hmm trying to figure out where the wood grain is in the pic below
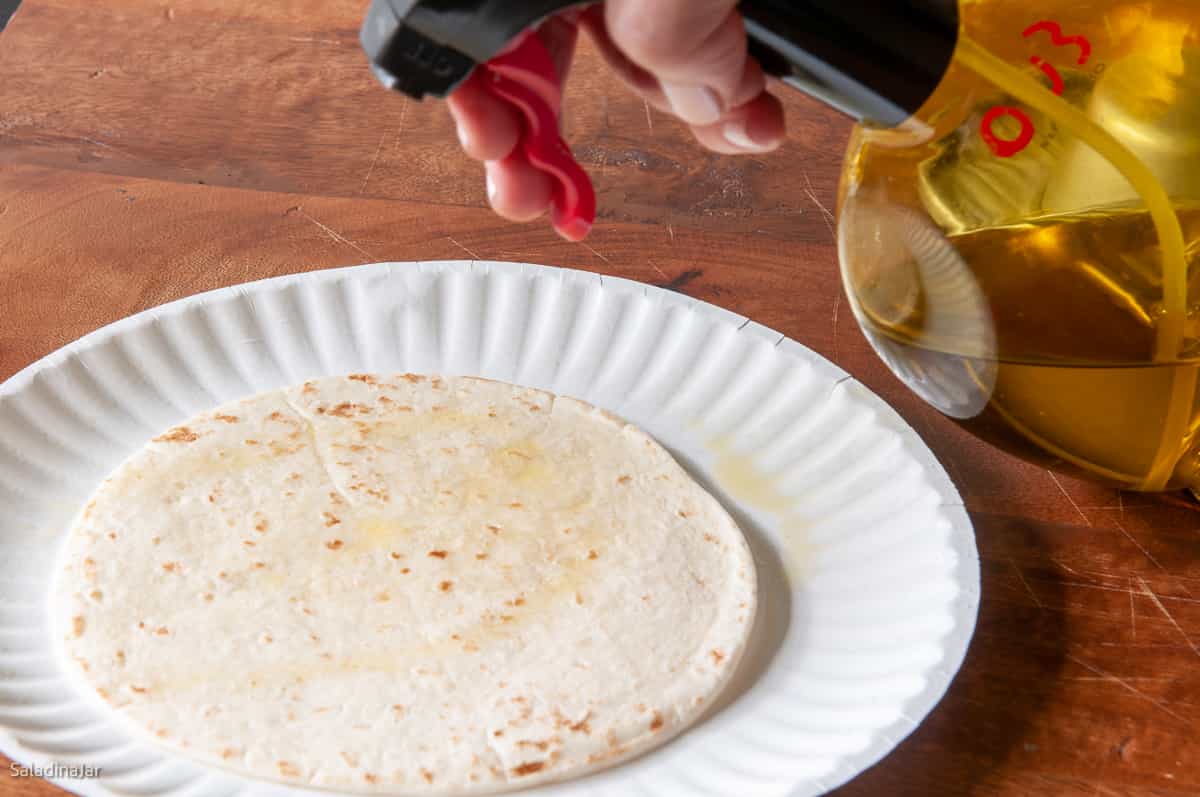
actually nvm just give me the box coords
[1,1,1198,796]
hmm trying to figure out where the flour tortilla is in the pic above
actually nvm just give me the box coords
[53,374,757,795]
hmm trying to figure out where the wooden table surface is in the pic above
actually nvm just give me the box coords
[2,1,1198,795]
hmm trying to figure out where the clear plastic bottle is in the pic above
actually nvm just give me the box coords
[836,1,1200,491]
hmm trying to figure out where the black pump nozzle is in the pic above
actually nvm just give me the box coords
[360,0,960,127]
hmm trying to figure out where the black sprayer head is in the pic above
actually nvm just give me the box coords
[360,0,584,100]
[361,0,960,127]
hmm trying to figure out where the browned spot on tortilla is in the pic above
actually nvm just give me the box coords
[569,713,592,734]
[129,685,148,694]
[107,532,117,540]
[323,512,341,527]
[202,593,214,602]
[83,557,96,567]
[518,739,553,751]
[678,510,692,518]
[390,552,403,560]
[242,540,256,548]
[487,525,502,535]
[428,550,448,559]
[154,427,199,443]
[95,687,109,700]
[703,533,718,543]
[375,591,390,603]
[214,414,239,423]
[377,395,394,404]
[72,616,85,637]
[137,622,146,629]
[255,519,269,532]
[509,502,524,509]
[89,589,103,601]
[431,378,444,389]
[440,580,453,592]
[302,381,318,394]
[253,561,266,569]
[514,597,526,606]
[348,374,376,384]
[277,761,301,777]
[617,475,632,484]
[392,704,405,715]
[512,762,545,777]
[650,712,665,731]
[261,634,273,644]
[588,549,599,560]
[221,748,239,760]
[401,568,411,574]
[475,552,488,560]
[363,773,379,784]
[711,648,725,665]
[574,590,585,604]
[244,439,259,446]
[421,769,434,784]
[74,657,89,672]
[402,373,424,383]
[155,626,169,636]
[328,402,367,418]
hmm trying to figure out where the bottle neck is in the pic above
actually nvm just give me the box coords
[741,0,960,127]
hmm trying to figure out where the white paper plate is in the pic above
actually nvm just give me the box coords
[0,261,978,797]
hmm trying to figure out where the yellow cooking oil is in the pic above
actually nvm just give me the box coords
[839,3,1200,491]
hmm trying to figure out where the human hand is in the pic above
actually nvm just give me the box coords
[447,1,785,224]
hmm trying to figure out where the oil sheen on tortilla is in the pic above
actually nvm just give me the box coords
[54,374,757,795]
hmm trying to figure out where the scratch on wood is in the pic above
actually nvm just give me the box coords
[289,207,374,260]
[667,224,675,243]
[649,261,668,280]
[1117,490,1125,518]
[287,36,345,45]
[1007,556,1043,608]
[1047,470,1091,526]
[643,99,654,131]
[1065,654,1189,723]
[1113,520,1164,571]
[391,98,411,153]
[1057,579,1200,604]
[582,243,611,264]
[803,173,836,240]
[1138,576,1200,658]
[359,132,387,194]
[446,236,481,260]
[1129,576,1137,640]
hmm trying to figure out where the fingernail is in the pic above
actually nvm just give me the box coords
[485,170,498,203]
[723,120,778,152]
[661,83,723,126]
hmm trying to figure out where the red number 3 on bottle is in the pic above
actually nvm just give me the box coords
[980,20,1093,158]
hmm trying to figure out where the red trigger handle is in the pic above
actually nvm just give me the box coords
[482,32,596,242]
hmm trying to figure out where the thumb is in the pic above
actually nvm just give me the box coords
[605,0,757,126]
